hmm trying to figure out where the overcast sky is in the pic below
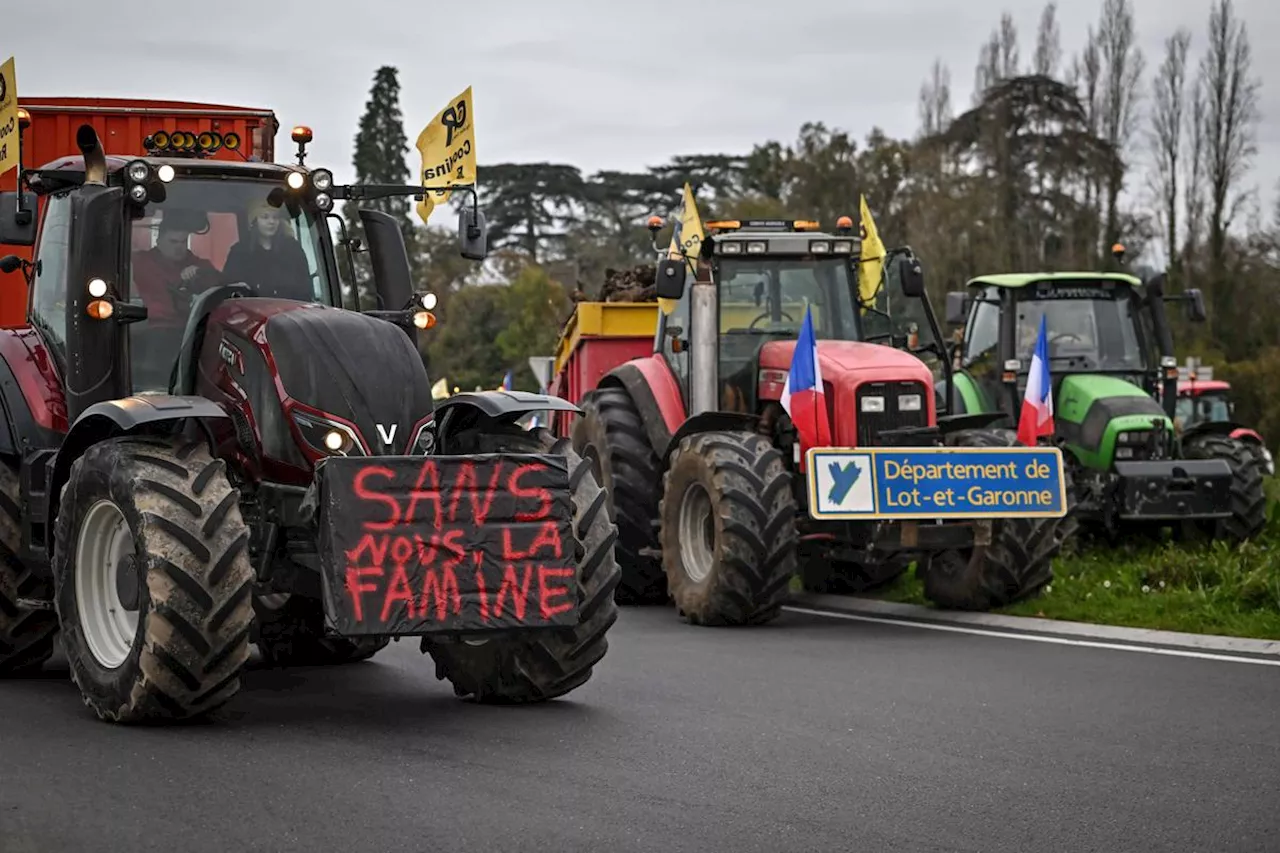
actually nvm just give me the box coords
[7,0,1279,231]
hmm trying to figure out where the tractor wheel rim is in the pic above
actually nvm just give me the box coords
[75,499,141,670]
[678,483,716,584]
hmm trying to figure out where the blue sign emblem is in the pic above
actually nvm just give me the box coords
[805,446,1068,520]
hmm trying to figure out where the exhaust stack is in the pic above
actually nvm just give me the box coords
[76,124,107,186]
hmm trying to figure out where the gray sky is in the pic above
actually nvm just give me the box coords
[8,0,1278,233]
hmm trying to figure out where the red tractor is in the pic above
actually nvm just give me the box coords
[0,123,620,723]
[551,217,1073,626]
[1175,365,1274,476]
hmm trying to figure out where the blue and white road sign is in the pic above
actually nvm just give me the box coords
[804,446,1068,521]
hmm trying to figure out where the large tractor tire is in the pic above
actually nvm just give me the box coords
[0,460,58,675]
[422,425,621,703]
[254,594,389,666]
[1182,433,1267,543]
[920,428,1071,611]
[658,431,797,626]
[571,387,666,604]
[52,437,256,723]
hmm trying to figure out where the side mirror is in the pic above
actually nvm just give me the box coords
[1184,287,1207,323]
[458,207,488,261]
[655,258,688,301]
[0,192,38,247]
[899,256,925,298]
[0,255,22,274]
[945,291,970,326]
[357,208,413,310]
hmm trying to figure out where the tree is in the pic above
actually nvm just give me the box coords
[918,59,953,139]
[1197,0,1261,280]
[471,163,586,263]
[342,66,414,308]
[1033,2,1062,78]
[1096,0,1145,254]
[1148,28,1192,270]
[495,265,572,388]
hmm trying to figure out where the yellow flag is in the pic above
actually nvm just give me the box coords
[661,183,705,315]
[858,194,886,307]
[414,86,476,223]
[0,56,19,178]
[431,377,450,399]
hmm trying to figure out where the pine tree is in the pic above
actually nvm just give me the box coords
[342,66,414,308]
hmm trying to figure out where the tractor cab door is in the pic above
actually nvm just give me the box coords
[27,193,73,377]
[955,285,1003,415]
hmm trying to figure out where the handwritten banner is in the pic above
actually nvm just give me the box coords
[316,454,581,635]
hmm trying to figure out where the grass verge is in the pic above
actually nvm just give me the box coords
[809,478,1280,641]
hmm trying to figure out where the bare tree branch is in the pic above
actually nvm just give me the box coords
[1148,28,1191,268]
[1033,2,1062,78]
[1098,0,1146,254]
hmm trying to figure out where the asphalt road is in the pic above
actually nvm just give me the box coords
[2,607,1277,853]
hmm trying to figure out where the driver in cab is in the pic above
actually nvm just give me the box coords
[130,212,221,326]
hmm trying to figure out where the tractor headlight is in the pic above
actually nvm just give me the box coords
[314,192,333,212]
[861,395,885,412]
[311,168,333,191]
[293,411,365,456]
[157,165,176,183]
[128,184,148,203]
[409,422,435,455]
[898,394,922,412]
[126,160,150,183]
[287,171,306,190]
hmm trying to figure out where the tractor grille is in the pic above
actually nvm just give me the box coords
[856,381,930,447]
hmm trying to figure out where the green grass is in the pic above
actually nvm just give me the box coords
[816,478,1280,641]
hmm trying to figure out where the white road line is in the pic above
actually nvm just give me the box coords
[783,605,1280,668]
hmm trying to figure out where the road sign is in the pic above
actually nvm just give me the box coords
[805,446,1067,521]
[527,356,555,392]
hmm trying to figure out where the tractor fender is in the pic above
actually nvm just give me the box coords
[432,390,582,450]
[1229,426,1266,445]
[599,357,687,456]
[47,395,229,535]
[1180,419,1255,446]
[661,412,761,466]
[0,329,65,458]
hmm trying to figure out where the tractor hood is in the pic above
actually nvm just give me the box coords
[758,340,934,387]
[758,340,936,446]
[1055,374,1171,468]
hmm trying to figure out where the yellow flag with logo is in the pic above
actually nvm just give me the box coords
[414,86,476,223]
[661,183,705,315]
[0,56,20,178]
[858,194,886,307]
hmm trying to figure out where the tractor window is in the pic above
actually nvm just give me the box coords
[713,256,858,413]
[125,177,337,393]
[1013,289,1145,372]
[715,258,858,340]
[29,193,73,357]
[962,288,1000,368]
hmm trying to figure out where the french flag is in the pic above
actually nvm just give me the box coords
[781,305,831,466]
[1017,314,1055,446]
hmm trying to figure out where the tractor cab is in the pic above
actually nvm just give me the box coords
[693,218,863,414]
[653,216,943,445]
[945,269,1206,423]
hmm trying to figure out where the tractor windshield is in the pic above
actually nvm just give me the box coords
[715,257,860,340]
[126,177,337,392]
[1176,391,1231,427]
[1012,286,1147,373]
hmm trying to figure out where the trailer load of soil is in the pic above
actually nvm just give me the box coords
[599,265,657,303]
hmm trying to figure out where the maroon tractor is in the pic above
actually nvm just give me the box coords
[0,124,619,723]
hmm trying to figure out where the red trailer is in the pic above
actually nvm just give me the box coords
[1,97,278,325]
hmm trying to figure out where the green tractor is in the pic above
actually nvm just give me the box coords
[943,264,1266,545]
